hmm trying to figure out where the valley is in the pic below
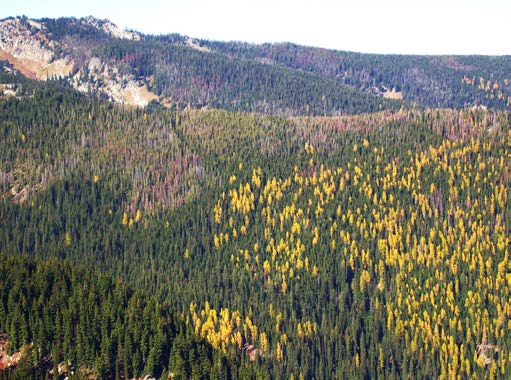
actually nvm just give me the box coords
[0,15,509,379]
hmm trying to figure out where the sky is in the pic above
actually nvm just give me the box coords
[2,0,510,55]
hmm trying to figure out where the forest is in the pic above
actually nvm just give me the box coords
[35,16,511,114]
[201,40,511,110]
[0,17,510,380]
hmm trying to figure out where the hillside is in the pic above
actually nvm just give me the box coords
[2,16,511,114]
[0,15,510,380]
[1,64,510,377]
[0,16,396,114]
[204,41,511,110]
[0,255,247,379]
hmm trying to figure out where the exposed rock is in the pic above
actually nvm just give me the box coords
[82,16,140,41]
[382,88,403,100]
[26,19,43,30]
[0,339,22,370]
[0,17,156,107]
[88,56,102,73]
[0,83,19,97]
[72,58,157,106]
[378,85,403,100]
[0,18,73,80]
[477,342,499,366]
[186,37,210,53]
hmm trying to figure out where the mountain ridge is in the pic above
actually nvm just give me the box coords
[2,15,511,113]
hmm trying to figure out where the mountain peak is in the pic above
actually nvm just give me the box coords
[80,15,140,41]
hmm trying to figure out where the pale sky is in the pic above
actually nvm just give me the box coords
[1,0,510,55]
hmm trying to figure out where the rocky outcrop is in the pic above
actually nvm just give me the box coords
[0,17,156,107]
[0,18,73,79]
[72,56,157,106]
[81,16,141,41]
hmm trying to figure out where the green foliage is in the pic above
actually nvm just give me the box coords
[7,16,511,116]
[0,255,238,379]
[0,66,510,378]
[90,38,397,116]
[203,41,511,110]
[46,16,511,112]
[35,17,400,116]
[10,16,511,116]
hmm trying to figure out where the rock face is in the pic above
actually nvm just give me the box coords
[0,18,73,79]
[81,16,141,41]
[71,56,157,107]
[0,16,156,107]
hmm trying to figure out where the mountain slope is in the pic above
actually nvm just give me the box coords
[0,16,156,107]
[1,71,509,377]
[1,16,394,114]
[2,16,511,113]
[1,14,511,380]
[0,255,244,379]
[203,41,511,109]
